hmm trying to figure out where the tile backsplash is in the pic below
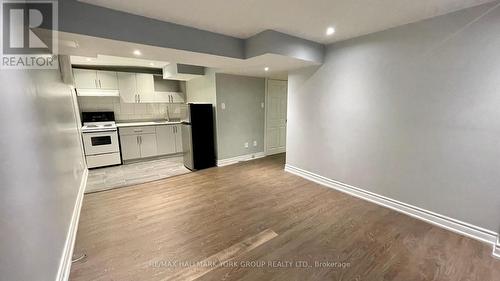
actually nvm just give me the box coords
[78,97,184,121]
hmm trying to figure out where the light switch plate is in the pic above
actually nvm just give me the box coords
[244,142,249,148]
[221,103,226,110]
[261,102,265,108]
[253,140,257,147]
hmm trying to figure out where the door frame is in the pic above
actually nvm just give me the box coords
[264,78,288,156]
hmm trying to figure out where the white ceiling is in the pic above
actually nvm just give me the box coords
[80,0,494,43]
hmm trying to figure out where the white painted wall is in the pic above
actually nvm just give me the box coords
[0,69,86,281]
[287,2,500,233]
[186,68,217,105]
[78,96,183,121]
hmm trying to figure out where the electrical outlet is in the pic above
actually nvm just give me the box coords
[244,142,249,148]
[261,102,265,108]
[221,103,226,110]
[253,140,257,147]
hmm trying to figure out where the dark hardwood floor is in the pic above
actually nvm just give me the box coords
[70,154,500,281]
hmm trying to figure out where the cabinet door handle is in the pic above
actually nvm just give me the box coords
[135,94,137,103]
[98,79,102,88]
[140,136,142,145]
[138,95,141,103]
[133,129,143,133]
[136,136,139,144]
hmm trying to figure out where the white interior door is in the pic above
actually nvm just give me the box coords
[266,79,287,155]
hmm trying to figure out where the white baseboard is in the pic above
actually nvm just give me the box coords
[217,152,266,167]
[56,168,88,281]
[494,237,500,259]
[285,164,499,250]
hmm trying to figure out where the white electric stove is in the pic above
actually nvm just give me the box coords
[81,112,121,169]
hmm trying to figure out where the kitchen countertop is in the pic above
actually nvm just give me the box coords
[116,120,182,128]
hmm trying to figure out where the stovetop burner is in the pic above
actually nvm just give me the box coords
[82,121,117,133]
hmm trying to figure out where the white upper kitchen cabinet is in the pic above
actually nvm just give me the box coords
[153,76,186,103]
[156,125,176,155]
[73,69,98,89]
[118,72,156,103]
[152,91,185,103]
[117,72,137,103]
[74,69,119,96]
[96,71,119,90]
[136,74,155,103]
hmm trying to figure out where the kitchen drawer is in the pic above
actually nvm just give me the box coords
[119,126,156,136]
[86,152,121,169]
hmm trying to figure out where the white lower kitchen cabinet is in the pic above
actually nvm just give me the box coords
[156,125,176,155]
[139,134,158,158]
[156,124,183,154]
[174,125,183,152]
[119,126,158,160]
[120,124,182,161]
[120,135,141,160]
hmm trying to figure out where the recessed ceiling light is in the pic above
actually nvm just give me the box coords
[326,27,335,36]
[85,58,92,62]
[264,67,269,72]
[149,62,154,66]
[133,50,142,56]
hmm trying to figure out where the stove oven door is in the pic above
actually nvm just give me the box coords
[82,131,119,156]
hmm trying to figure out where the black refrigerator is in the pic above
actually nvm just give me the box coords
[181,104,216,170]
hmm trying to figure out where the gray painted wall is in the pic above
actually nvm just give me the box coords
[59,0,245,59]
[216,74,265,160]
[58,1,324,64]
[0,69,86,281]
[287,2,500,232]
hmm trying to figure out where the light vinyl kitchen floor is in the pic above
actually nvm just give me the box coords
[85,156,190,193]
[71,154,500,281]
